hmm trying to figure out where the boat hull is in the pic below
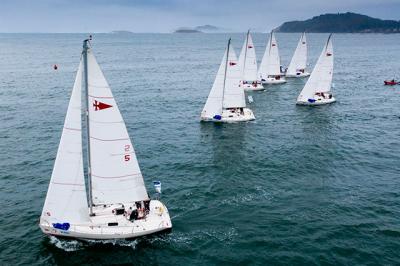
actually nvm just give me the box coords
[39,200,172,240]
[243,83,265,91]
[261,77,286,84]
[201,108,255,123]
[297,97,336,105]
[286,72,310,78]
[384,81,399,85]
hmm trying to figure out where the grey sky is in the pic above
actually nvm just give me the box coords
[0,0,399,33]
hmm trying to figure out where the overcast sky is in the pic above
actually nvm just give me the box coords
[0,0,399,33]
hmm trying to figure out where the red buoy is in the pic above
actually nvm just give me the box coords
[53,64,58,70]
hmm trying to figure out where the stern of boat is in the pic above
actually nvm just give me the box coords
[220,108,255,122]
[286,72,310,78]
[262,77,286,85]
[243,84,265,91]
[297,96,336,106]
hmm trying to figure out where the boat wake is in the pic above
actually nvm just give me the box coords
[49,236,85,252]
[149,227,238,248]
[220,185,273,206]
[49,236,139,251]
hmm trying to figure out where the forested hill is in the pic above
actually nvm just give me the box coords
[275,12,400,33]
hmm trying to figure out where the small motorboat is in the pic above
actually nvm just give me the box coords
[384,80,399,85]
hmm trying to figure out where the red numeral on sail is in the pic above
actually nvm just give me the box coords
[125,144,130,152]
[124,154,130,161]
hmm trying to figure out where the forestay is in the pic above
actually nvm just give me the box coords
[298,35,333,101]
[238,31,258,82]
[86,49,149,205]
[259,32,281,78]
[41,61,90,224]
[287,33,307,75]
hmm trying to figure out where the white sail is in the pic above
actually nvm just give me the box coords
[223,43,246,108]
[201,48,226,119]
[297,35,333,101]
[201,41,245,119]
[258,32,281,78]
[238,31,258,82]
[287,33,307,76]
[41,61,90,224]
[86,49,149,205]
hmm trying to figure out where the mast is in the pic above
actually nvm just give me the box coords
[221,38,230,111]
[269,31,273,54]
[82,39,94,216]
[326,33,332,51]
[242,30,250,77]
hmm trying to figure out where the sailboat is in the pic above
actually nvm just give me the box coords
[238,30,264,91]
[201,38,255,122]
[286,32,310,78]
[297,34,335,105]
[39,39,172,240]
[258,31,286,85]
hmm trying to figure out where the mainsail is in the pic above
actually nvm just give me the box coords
[297,34,333,101]
[258,31,281,78]
[287,33,307,76]
[238,31,258,82]
[41,61,90,224]
[86,48,149,205]
[201,40,245,119]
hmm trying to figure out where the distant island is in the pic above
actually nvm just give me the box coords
[110,30,134,34]
[174,28,203,33]
[174,24,225,33]
[275,12,400,33]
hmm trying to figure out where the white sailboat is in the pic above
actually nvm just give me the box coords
[238,30,264,91]
[201,38,255,122]
[297,34,335,105]
[39,39,172,240]
[258,31,286,85]
[286,32,310,78]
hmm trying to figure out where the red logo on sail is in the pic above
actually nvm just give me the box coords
[302,42,306,44]
[248,45,253,48]
[326,52,332,56]
[272,43,276,46]
[229,62,237,66]
[93,100,112,111]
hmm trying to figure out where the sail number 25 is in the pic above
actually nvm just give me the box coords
[124,144,131,161]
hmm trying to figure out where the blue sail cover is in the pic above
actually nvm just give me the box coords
[213,115,222,120]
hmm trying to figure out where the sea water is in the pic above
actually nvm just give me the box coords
[0,33,400,265]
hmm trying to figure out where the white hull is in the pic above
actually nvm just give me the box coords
[39,200,172,240]
[201,107,255,123]
[297,96,336,105]
[262,77,286,85]
[243,83,265,91]
[286,72,310,78]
